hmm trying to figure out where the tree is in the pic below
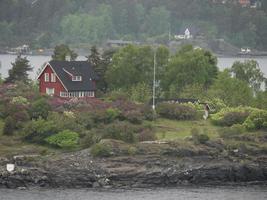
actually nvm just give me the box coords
[209,70,254,106]
[5,56,32,83]
[162,45,218,97]
[231,60,265,93]
[87,46,101,68]
[51,44,78,61]
[105,45,154,90]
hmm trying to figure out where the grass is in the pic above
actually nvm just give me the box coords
[153,118,220,141]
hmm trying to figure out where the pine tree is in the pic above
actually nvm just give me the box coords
[5,55,32,83]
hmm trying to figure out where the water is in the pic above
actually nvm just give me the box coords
[0,186,266,200]
[0,54,267,79]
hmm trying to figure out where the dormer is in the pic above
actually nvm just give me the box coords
[72,76,82,81]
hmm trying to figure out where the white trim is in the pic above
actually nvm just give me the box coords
[72,76,82,81]
[63,68,73,77]
[37,62,69,93]
[51,73,56,82]
[44,73,49,82]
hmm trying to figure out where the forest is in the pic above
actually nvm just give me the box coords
[1,0,267,50]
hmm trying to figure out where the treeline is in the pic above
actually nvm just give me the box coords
[1,0,267,49]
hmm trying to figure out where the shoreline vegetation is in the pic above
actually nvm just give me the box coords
[0,44,267,189]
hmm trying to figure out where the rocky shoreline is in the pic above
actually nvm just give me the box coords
[0,149,267,189]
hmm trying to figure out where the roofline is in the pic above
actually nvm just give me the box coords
[36,62,69,92]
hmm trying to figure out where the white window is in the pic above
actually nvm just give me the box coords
[60,92,68,97]
[72,76,82,81]
[46,88,54,96]
[51,73,56,82]
[44,73,49,82]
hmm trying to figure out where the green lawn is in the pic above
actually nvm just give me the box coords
[153,118,220,141]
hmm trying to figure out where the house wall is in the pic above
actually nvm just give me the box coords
[38,64,66,96]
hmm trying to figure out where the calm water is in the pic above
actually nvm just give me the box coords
[0,54,267,79]
[0,186,266,200]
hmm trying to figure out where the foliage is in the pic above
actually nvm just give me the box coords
[45,130,79,149]
[231,60,265,93]
[5,56,33,84]
[29,98,52,119]
[80,130,101,148]
[22,119,59,143]
[243,110,267,131]
[156,103,197,120]
[3,116,16,136]
[129,82,152,103]
[211,107,255,127]
[209,70,254,106]
[51,44,78,61]
[91,143,112,157]
[162,45,218,97]
[101,121,138,143]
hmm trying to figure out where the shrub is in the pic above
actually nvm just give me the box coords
[211,107,254,127]
[101,121,141,143]
[45,130,79,149]
[3,116,16,136]
[29,98,51,119]
[123,110,144,124]
[141,105,156,121]
[91,143,112,157]
[80,130,101,148]
[243,110,267,130]
[22,119,59,143]
[105,108,121,123]
[138,130,156,142]
[157,103,197,120]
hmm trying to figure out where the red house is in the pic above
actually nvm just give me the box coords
[37,61,98,98]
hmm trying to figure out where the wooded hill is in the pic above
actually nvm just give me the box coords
[1,0,267,50]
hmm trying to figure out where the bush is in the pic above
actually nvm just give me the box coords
[22,119,59,143]
[3,116,16,136]
[91,143,112,157]
[141,105,156,121]
[123,110,144,124]
[138,130,156,142]
[243,110,267,130]
[157,103,197,120]
[29,98,51,119]
[45,130,79,149]
[80,130,101,148]
[100,121,146,143]
[211,107,254,127]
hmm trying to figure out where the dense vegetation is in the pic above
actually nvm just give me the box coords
[1,0,267,50]
[0,44,266,158]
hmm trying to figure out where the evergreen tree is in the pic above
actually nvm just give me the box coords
[51,44,78,61]
[5,55,32,83]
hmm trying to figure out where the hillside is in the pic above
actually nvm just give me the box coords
[1,0,267,50]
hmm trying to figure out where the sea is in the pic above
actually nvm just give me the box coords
[0,186,267,200]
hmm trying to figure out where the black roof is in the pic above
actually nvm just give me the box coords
[49,61,98,91]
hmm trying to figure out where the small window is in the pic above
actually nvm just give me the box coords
[46,88,54,96]
[72,76,82,81]
[51,73,56,82]
[44,73,49,82]
[60,92,68,97]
